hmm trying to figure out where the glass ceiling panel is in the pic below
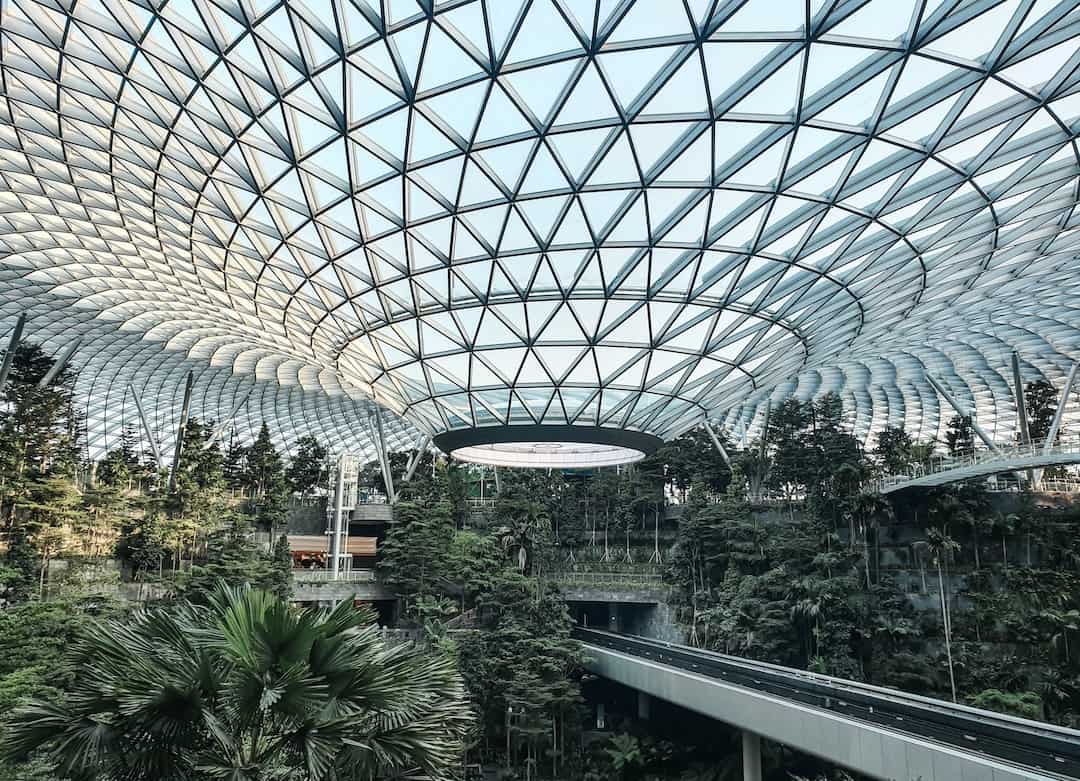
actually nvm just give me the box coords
[0,0,1078,467]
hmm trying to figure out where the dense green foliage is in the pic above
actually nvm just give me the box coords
[665,394,1080,729]
[378,471,587,778]
[4,586,472,781]
[180,515,292,602]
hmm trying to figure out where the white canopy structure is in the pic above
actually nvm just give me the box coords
[0,0,1078,466]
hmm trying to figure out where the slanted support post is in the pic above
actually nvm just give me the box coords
[1012,352,1032,446]
[396,433,431,499]
[204,387,252,449]
[168,371,195,491]
[1012,352,1035,485]
[925,374,1002,454]
[493,465,501,493]
[37,337,81,388]
[129,385,164,471]
[742,732,762,781]
[702,420,732,471]
[0,314,26,390]
[373,410,395,502]
[1034,362,1079,488]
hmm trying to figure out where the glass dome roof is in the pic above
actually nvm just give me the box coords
[0,0,1078,464]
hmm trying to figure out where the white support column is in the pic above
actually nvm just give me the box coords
[741,731,762,781]
[129,384,164,470]
[702,420,732,470]
[925,373,1002,454]
[1011,352,1034,485]
[37,337,81,389]
[1044,363,1078,448]
[168,371,195,491]
[204,387,252,449]
[373,410,395,502]
[0,314,26,390]
[329,454,346,580]
[493,465,501,493]
[1033,362,1079,488]
[395,433,431,500]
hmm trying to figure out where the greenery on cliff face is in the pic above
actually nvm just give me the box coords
[666,393,1080,727]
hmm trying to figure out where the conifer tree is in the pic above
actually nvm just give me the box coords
[0,344,82,601]
[285,435,328,497]
[457,570,583,777]
[266,533,293,600]
[378,498,455,620]
[243,422,288,535]
[180,514,277,603]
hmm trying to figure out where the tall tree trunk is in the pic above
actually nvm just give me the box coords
[863,523,871,588]
[938,564,957,702]
[38,543,49,598]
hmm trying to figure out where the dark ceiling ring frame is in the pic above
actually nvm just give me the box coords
[434,424,663,457]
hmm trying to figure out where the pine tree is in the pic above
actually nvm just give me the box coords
[285,435,327,497]
[165,418,227,570]
[243,422,288,535]
[0,343,83,603]
[266,533,293,600]
[378,498,455,619]
[222,429,246,489]
[244,422,283,498]
[180,514,275,603]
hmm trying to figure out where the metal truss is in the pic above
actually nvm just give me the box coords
[0,0,1078,463]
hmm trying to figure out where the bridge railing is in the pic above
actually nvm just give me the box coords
[551,571,665,588]
[874,438,1080,491]
[292,568,377,583]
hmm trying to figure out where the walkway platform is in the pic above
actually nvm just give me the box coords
[876,442,1080,494]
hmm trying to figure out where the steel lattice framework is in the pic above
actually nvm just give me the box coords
[0,0,1078,466]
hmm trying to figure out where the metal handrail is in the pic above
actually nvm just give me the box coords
[292,568,377,583]
[875,437,1080,491]
[551,571,664,586]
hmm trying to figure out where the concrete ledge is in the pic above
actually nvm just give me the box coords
[350,504,393,522]
[561,586,668,603]
[586,646,1058,781]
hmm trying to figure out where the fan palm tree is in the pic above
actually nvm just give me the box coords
[3,584,472,780]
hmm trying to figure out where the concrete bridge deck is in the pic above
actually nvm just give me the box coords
[578,629,1077,781]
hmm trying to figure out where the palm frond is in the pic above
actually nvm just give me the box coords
[2,583,473,781]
